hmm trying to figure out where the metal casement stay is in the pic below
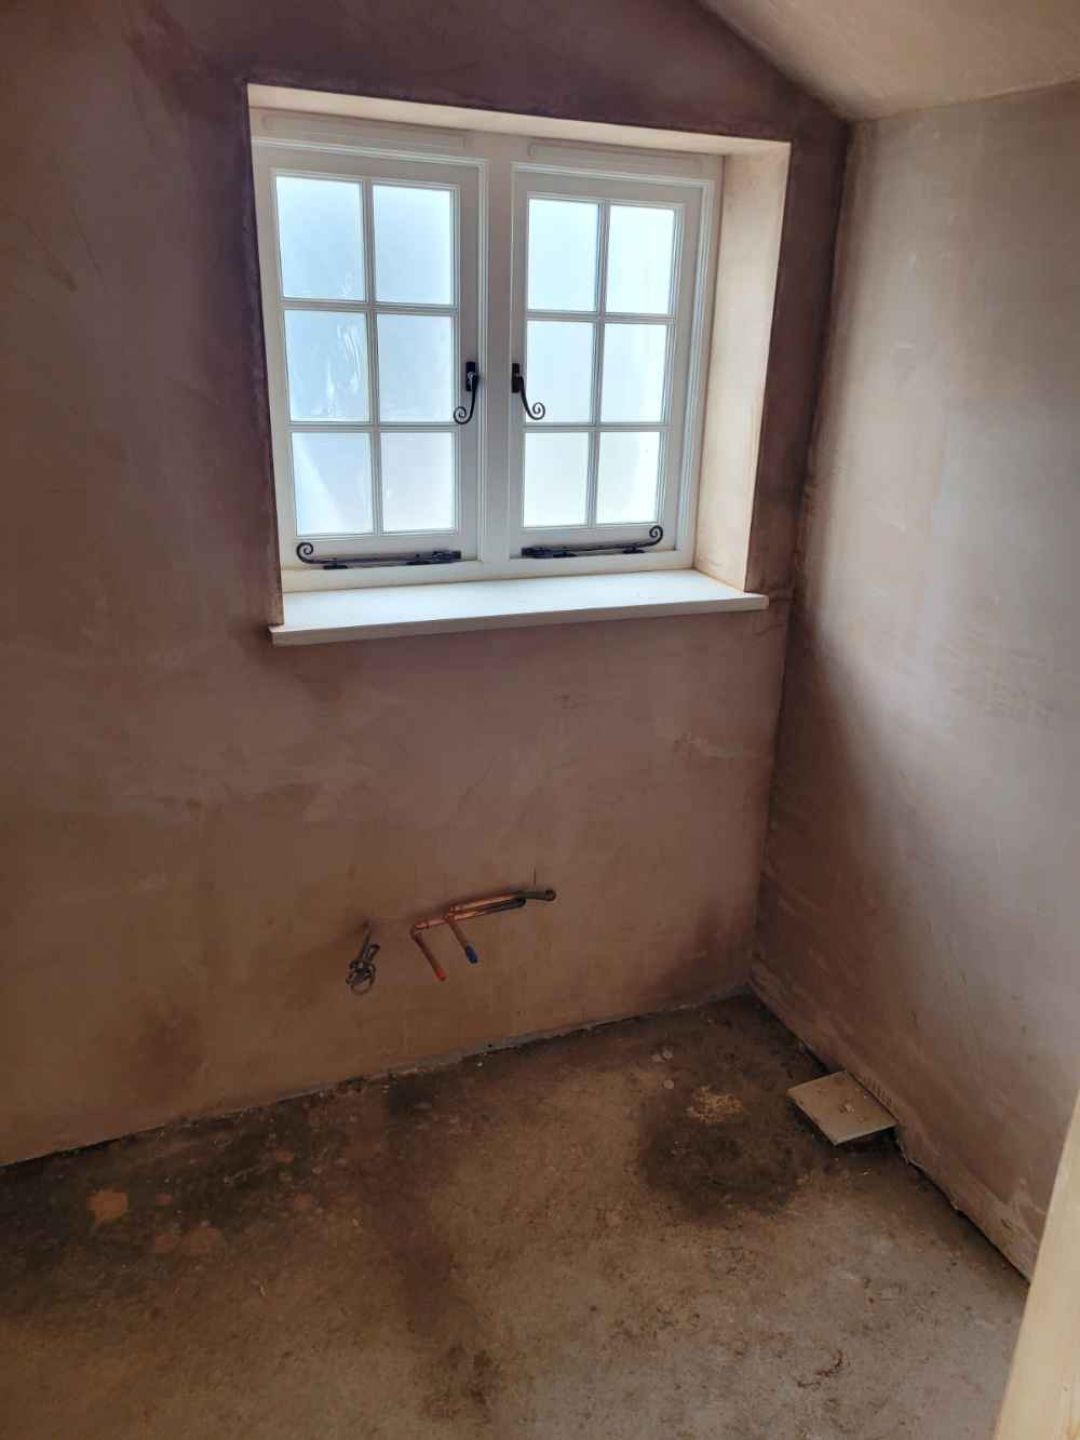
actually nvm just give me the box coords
[297,524,664,566]
[296,542,463,570]
[520,525,664,559]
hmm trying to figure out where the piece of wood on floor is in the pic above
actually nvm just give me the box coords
[788,1071,897,1145]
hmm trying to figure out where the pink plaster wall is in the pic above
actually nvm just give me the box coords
[756,82,1080,1276]
[0,0,843,1162]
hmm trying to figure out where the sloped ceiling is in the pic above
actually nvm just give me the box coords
[698,0,1080,118]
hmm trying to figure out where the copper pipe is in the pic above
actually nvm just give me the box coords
[445,917,478,965]
[408,888,556,979]
[447,888,555,922]
[409,926,447,982]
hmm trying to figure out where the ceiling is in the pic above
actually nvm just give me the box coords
[698,0,1080,118]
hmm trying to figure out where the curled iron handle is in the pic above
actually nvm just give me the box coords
[511,362,546,420]
[453,361,480,425]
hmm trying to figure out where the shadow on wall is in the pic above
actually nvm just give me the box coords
[756,590,1076,1278]
[752,86,1080,1278]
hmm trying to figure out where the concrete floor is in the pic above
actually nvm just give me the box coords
[0,996,1023,1438]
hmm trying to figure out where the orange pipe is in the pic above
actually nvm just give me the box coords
[409,888,556,979]
[409,926,447,982]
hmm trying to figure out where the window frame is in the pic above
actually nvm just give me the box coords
[507,169,703,555]
[250,110,723,593]
[252,142,483,564]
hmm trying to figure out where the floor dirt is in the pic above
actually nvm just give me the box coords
[0,995,1024,1438]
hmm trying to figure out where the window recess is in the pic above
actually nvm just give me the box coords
[251,111,722,592]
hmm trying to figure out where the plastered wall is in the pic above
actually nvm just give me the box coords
[756,82,1080,1276]
[0,0,842,1163]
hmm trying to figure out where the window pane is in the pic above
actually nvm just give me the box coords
[596,431,661,525]
[276,176,365,301]
[527,199,599,312]
[526,321,594,423]
[285,311,369,421]
[600,323,667,422]
[377,314,453,422]
[373,185,453,304]
[292,432,374,536]
[606,206,676,315]
[523,432,589,528]
[381,432,455,533]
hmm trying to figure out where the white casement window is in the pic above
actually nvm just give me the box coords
[251,111,721,591]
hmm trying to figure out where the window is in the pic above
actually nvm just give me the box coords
[251,110,722,591]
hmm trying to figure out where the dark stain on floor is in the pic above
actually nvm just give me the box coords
[0,1082,345,1292]
[425,1343,504,1423]
[640,1000,822,1220]
[0,994,1023,1440]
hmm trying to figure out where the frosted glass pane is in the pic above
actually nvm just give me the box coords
[527,199,598,312]
[523,432,589,528]
[276,176,364,301]
[285,311,369,421]
[292,432,374,536]
[373,186,453,304]
[526,321,594,423]
[600,324,667,422]
[596,431,661,525]
[381,432,455,533]
[606,206,676,315]
[377,314,453,422]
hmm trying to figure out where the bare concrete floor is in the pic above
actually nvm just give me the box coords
[0,996,1023,1438]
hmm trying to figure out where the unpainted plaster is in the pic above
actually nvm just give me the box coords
[0,0,843,1163]
[756,81,1080,1276]
[699,0,1080,119]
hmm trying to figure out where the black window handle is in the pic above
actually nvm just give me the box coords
[511,362,546,420]
[453,361,480,425]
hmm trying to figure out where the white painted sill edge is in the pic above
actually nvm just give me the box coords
[270,569,767,645]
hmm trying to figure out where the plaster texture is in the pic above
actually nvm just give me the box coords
[756,82,1080,1277]
[700,0,1080,118]
[0,0,844,1162]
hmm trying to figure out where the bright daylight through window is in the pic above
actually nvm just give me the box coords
[251,109,722,591]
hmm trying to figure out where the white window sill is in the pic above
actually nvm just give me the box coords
[269,569,767,645]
